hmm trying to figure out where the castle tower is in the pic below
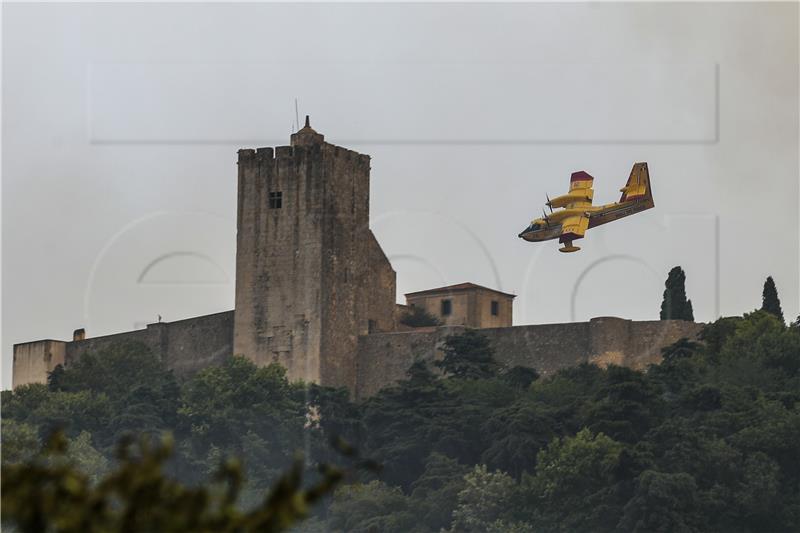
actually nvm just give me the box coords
[233,117,396,390]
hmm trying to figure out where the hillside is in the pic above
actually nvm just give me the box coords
[2,311,799,532]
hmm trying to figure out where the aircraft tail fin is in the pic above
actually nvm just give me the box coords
[619,162,653,205]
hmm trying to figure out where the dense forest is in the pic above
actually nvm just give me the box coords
[3,308,799,531]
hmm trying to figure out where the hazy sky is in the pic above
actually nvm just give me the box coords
[3,3,798,388]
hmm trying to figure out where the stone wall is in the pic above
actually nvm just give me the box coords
[355,317,703,399]
[366,231,397,333]
[12,340,66,388]
[65,311,234,377]
[356,326,456,398]
[233,144,327,384]
[319,143,373,391]
[65,327,159,365]
[13,312,702,395]
[153,311,234,375]
[232,125,397,390]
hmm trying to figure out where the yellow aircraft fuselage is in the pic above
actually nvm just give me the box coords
[519,162,654,252]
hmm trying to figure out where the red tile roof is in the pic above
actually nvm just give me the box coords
[405,282,516,298]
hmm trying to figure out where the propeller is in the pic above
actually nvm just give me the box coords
[542,209,550,227]
[546,193,553,213]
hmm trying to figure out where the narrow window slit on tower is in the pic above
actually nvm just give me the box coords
[269,191,283,209]
[491,300,499,316]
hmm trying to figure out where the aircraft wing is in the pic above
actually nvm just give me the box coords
[560,214,590,242]
[548,171,595,209]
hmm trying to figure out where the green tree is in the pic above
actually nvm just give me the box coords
[660,266,694,321]
[5,304,800,532]
[177,357,308,488]
[306,384,363,467]
[1,384,113,444]
[409,453,469,531]
[436,330,501,379]
[1,430,349,533]
[660,337,701,364]
[715,311,800,390]
[399,306,441,328]
[761,276,784,322]
[65,431,110,484]
[448,465,530,533]
[698,316,742,355]
[1,419,40,465]
[480,397,556,479]
[501,366,539,390]
[325,481,416,533]
[584,366,665,444]
[48,341,176,402]
[733,452,782,529]
[360,360,454,488]
[527,428,624,531]
[47,341,180,449]
[618,470,702,532]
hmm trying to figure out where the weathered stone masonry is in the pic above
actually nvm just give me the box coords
[13,313,701,399]
[355,317,702,399]
[12,121,702,397]
[232,121,396,390]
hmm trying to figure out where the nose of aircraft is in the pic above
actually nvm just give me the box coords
[518,224,534,238]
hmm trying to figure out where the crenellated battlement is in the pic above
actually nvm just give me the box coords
[237,148,255,161]
[238,142,371,168]
[255,147,274,160]
[274,145,294,159]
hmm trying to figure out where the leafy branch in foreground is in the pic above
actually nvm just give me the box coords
[2,430,375,533]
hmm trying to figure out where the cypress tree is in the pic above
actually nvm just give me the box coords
[761,276,784,322]
[660,266,694,321]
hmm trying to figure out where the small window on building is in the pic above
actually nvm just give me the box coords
[268,191,283,209]
[441,299,452,316]
[491,300,499,316]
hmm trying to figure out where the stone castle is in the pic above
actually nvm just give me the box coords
[12,119,702,398]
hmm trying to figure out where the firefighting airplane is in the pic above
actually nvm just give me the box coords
[518,162,654,252]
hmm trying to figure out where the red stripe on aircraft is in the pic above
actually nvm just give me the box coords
[570,171,594,183]
[623,194,645,201]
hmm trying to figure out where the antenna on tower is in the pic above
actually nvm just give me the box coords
[294,98,300,133]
